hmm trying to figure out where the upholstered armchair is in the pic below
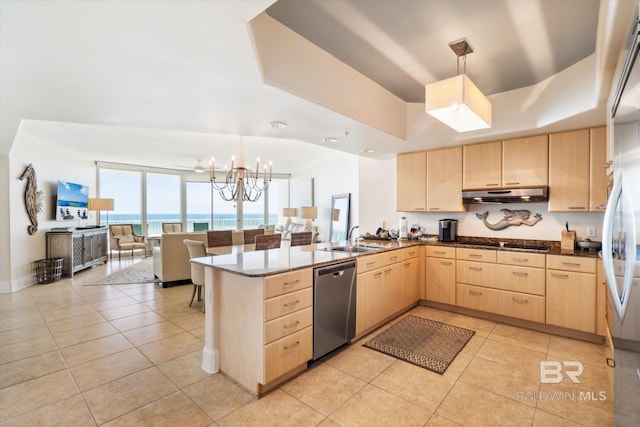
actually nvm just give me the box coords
[109,224,146,260]
[162,222,183,233]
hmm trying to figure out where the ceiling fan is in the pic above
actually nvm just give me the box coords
[174,158,207,173]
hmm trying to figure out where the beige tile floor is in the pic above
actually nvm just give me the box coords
[0,258,612,426]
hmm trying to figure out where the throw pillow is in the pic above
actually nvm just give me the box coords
[119,234,135,243]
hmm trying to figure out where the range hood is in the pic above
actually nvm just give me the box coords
[462,187,548,204]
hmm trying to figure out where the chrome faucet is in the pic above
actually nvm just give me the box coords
[348,225,360,246]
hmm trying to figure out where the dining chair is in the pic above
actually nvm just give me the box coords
[254,233,282,250]
[193,222,209,232]
[183,239,206,312]
[207,230,233,248]
[243,228,265,244]
[290,231,313,246]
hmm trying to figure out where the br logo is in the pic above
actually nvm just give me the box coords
[540,361,583,384]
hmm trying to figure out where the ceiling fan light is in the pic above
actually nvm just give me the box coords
[425,74,492,132]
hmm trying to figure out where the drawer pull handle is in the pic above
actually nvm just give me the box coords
[390,256,398,260]
[513,258,529,263]
[374,272,383,278]
[486,183,500,186]
[284,321,300,330]
[551,273,570,279]
[441,261,452,266]
[283,300,300,308]
[469,290,483,296]
[469,254,483,258]
[408,251,416,256]
[283,279,299,287]
[512,298,529,304]
[429,208,440,211]
[568,207,586,210]
[384,269,392,274]
[469,267,483,271]
[606,357,615,368]
[512,272,529,277]
[434,251,446,255]
[561,262,581,267]
[366,261,376,267]
[415,208,425,211]
[284,341,300,351]
[404,263,411,268]
[505,182,520,185]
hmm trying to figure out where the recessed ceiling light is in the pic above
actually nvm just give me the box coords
[321,137,338,143]
[268,121,287,129]
[361,149,375,153]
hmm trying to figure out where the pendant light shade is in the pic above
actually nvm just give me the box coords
[424,38,492,133]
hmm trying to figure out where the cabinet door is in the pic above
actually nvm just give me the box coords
[396,152,426,212]
[549,129,590,211]
[463,141,502,190]
[427,146,464,212]
[401,259,419,308]
[425,257,456,304]
[382,264,403,319]
[502,134,548,187]
[590,126,608,212]
[356,270,384,335]
[596,259,607,336]
[546,269,596,333]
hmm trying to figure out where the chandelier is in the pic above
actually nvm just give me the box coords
[424,38,492,132]
[209,137,272,202]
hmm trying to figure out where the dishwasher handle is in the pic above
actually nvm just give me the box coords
[315,261,356,277]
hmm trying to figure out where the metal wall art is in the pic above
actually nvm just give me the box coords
[476,209,542,231]
[19,164,44,235]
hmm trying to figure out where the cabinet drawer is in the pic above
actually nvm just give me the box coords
[494,290,545,323]
[426,246,455,259]
[456,284,496,313]
[264,269,312,299]
[357,253,385,273]
[456,248,497,263]
[546,255,596,273]
[497,251,546,269]
[264,307,313,344]
[457,261,495,287]
[263,326,312,383]
[380,250,402,265]
[402,246,420,260]
[494,264,545,296]
[264,288,313,322]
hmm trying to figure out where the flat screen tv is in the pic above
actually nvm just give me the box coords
[56,180,89,221]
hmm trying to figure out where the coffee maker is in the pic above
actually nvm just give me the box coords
[438,219,458,242]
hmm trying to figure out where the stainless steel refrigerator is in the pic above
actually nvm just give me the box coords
[602,12,640,426]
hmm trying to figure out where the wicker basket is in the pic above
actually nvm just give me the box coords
[33,258,63,284]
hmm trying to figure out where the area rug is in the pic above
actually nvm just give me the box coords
[90,258,159,285]
[363,315,475,374]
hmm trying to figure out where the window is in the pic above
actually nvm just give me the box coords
[98,169,141,231]
[147,173,181,236]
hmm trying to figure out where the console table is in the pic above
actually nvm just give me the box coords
[46,227,108,277]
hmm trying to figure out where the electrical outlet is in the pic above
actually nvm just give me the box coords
[586,226,596,238]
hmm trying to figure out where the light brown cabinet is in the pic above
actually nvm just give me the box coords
[502,134,549,187]
[462,135,548,190]
[545,255,596,333]
[596,259,607,336]
[463,140,502,190]
[427,146,465,212]
[356,267,384,336]
[425,246,456,305]
[549,129,591,211]
[396,151,426,212]
[590,126,608,211]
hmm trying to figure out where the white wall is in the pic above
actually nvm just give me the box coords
[358,156,605,243]
[289,149,359,242]
[5,128,96,292]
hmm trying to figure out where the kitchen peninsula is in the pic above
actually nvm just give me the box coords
[193,238,602,396]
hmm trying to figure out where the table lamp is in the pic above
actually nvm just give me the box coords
[282,207,298,227]
[300,206,317,232]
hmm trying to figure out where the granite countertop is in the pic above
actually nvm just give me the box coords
[192,236,600,278]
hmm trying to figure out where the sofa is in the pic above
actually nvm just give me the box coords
[152,232,207,287]
[277,222,319,242]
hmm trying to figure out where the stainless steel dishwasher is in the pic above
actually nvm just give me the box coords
[313,261,357,361]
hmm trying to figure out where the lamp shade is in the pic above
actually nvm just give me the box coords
[300,206,317,220]
[282,207,298,217]
[88,198,114,211]
[424,74,492,132]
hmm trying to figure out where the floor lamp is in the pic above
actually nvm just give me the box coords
[88,198,114,226]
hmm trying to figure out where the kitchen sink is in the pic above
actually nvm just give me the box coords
[329,246,379,253]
